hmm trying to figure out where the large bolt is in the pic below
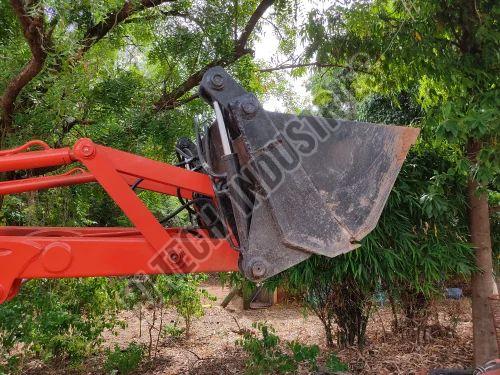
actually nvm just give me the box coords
[240,95,260,116]
[81,145,93,157]
[169,250,182,264]
[251,260,267,279]
[74,139,96,159]
[242,102,257,115]
[210,73,225,90]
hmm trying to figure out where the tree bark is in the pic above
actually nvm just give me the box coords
[323,321,334,348]
[467,140,497,365]
[1,0,47,135]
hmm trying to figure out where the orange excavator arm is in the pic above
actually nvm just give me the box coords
[0,137,239,304]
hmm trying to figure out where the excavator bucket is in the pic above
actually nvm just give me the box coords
[198,67,420,281]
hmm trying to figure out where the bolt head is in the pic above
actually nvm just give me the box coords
[251,261,267,279]
[169,251,181,264]
[74,139,96,159]
[210,73,225,90]
[240,95,260,116]
[242,102,257,114]
[82,146,92,156]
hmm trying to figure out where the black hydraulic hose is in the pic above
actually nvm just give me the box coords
[175,145,202,171]
[175,146,193,161]
[176,188,197,216]
[194,120,226,179]
[131,178,144,191]
[159,197,213,225]
[174,159,193,167]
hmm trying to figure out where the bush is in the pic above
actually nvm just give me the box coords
[325,352,349,373]
[237,322,325,374]
[304,277,372,348]
[163,322,185,338]
[0,278,128,371]
[156,274,215,337]
[104,343,145,375]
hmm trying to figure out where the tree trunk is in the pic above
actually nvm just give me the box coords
[221,286,240,308]
[323,320,334,348]
[468,142,497,365]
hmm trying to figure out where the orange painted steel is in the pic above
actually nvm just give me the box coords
[0,140,51,156]
[99,145,215,197]
[0,168,95,195]
[0,167,195,198]
[0,139,239,304]
[0,147,73,172]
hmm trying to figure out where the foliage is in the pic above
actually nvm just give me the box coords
[325,352,349,372]
[0,1,293,370]
[156,274,215,336]
[163,322,185,338]
[237,322,323,375]
[357,92,423,126]
[0,278,128,370]
[305,0,499,194]
[104,342,145,375]
[119,273,214,361]
[0,0,286,226]
[308,67,358,120]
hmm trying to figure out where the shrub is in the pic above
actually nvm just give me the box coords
[156,274,215,337]
[104,343,145,375]
[325,352,349,373]
[120,274,215,360]
[0,278,128,370]
[237,322,323,374]
[163,322,185,338]
[304,277,372,348]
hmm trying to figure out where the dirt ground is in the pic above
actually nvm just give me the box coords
[24,280,474,375]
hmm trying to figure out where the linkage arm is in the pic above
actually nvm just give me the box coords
[0,139,239,304]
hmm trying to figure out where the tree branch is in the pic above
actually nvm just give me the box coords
[1,0,48,140]
[1,0,173,140]
[62,117,95,135]
[235,0,273,54]
[160,10,205,30]
[155,93,199,111]
[74,0,174,61]
[154,0,274,111]
[259,62,372,75]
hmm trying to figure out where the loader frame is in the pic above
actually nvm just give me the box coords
[0,138,239,304]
